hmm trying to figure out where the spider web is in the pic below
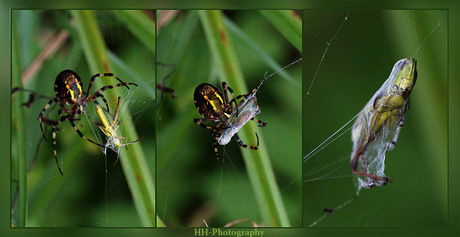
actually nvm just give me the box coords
[303,10,447,227]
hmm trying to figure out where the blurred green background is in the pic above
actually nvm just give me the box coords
[156,10,302,227]
[11,10,155,227]
[303,10,447,227]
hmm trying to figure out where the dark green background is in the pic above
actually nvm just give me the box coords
[2,0,459,237]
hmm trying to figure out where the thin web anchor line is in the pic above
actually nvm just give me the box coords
[411,11,447,58]
[303,112,359,162]
[305,10,350,97]
[264,57,302,80]
[308,195,356,227]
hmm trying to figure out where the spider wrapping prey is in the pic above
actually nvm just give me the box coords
[193,78,267,160]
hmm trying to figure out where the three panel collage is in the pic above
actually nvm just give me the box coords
[10,9,447,231]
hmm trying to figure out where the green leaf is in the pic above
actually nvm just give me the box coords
[259,10,302,52]
[11,11,27,227]
[111,10,155,53]
[199,10,290,227]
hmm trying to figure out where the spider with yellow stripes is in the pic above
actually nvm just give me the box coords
[38,69,138,175]
[193,78,267,160]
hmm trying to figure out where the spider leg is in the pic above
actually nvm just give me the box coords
[52,122,64,175]
[13,87,47,100]
[222,82,238,111]
[213,131,221,160]
[234,132,259,150]
[86,73,132,97]
[69,119,105,147]
[50,113,105,175]
[251,117,267,127]
[50,115,74,175]
[156,62,177,103]
[38,97,58,142]
[156,83,177,99]
[209,123,224,160]
[86,82,138,105]
[12,87,51,108]
[228,94,246,106]
[92,92,110,113]
[194,118,221,130]
[229,77,267,107]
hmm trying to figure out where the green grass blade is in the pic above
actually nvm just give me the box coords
[11,12,27,227]
[111,10,155,53]
[199,10,290,227]
[259,10,302,52]
[71,10,155,227]
[223,17,299,86]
